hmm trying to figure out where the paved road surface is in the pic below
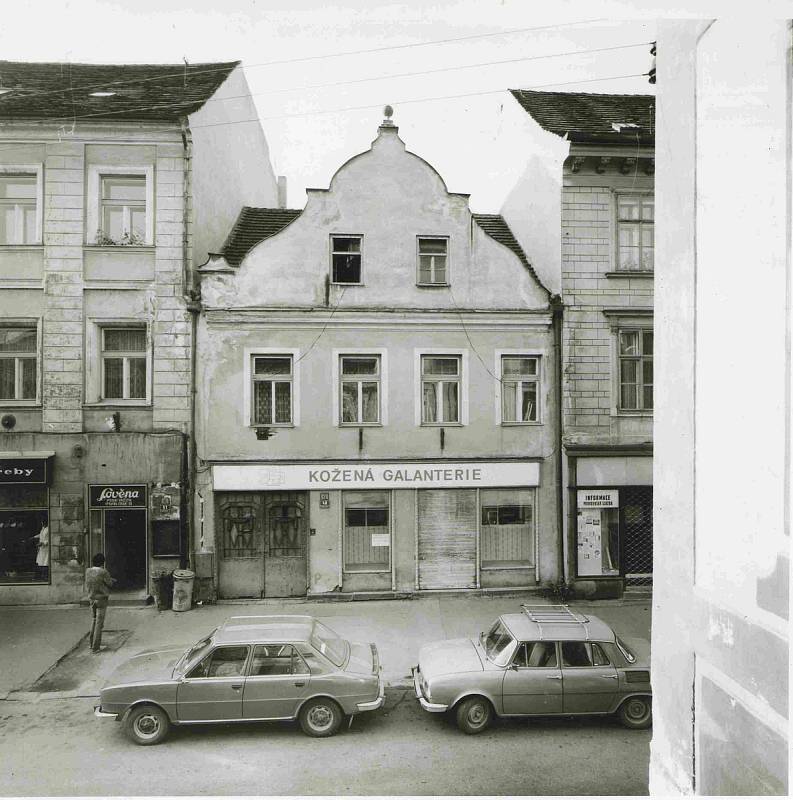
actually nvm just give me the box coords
[0,689,649,796]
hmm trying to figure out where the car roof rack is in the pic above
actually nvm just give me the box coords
[521,604,591,640]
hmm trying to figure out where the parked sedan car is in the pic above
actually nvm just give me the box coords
[413,605,650,734]
[94,614,384,745]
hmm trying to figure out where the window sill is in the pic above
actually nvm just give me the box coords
[613,410,653,417]
[500,421,542,427]
[339,422,383,428]
[343,567,391,574]
[0,244,43,250]
[420,422,464,427]
[605,271,654,279]
[84,245,155,252]
[84,401,152,408]
[153,553,180,559]
[416,283,450,288]
[0,401,40,408]
[481,564,535,571]
[250,423,294,429]
[330,281,363,287]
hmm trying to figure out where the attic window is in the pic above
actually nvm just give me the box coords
[611,122,639,133]
[89,91,117,98]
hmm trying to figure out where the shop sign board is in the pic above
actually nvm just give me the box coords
[577,489,619,508]
[89,484,147,508]
[151,485,181,520]
[214,461,540,491]
[0,457,50,485]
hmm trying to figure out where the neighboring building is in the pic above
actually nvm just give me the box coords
[194,112,559,599]
[0,60,278,604]
[508,90,655,595]
[651,21,789,794]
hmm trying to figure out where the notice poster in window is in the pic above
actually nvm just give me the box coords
[370,533,390,547]
[577,509,603,576]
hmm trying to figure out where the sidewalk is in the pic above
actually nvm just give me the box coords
[0,593,651,699]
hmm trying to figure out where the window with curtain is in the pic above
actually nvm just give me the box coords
[252,356,293,425]
[421,355,460,424]
[417,237,448,285]
[617,195,654,271]
[101,327,147,401]
[343,491,390,571]
[0,174,37,245]
[618,329,653,411]
[501,355,539,423]
[100,175,146,244]
[480,488,535,568]
[0,327,37,401]
[340,355,380,424]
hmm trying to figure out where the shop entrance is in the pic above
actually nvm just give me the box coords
[217,491,307,599]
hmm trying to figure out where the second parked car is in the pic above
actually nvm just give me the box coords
[413,605,651,733]
[94,614,384,744]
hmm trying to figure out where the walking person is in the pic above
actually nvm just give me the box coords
[85,553,115,653]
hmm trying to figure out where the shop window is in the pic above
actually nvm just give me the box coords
[0,327,37,401]
[340,355,380,425]
[417,237,448,285]
[0,173,39,245]
[331,235,362,284]
[576,490,620,577]
[617,194,654,271]
[101,327,148,401]
[618,329,653,411]
[221,504,261,559]
[421,355,460,424]
[479,488,535,568]
[501,356,539,423]
[0,486,49,584]
[252,355,293,426]
[343,491,390,572]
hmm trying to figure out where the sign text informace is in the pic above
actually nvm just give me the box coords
[89,484,147,508]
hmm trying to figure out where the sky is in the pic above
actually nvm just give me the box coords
[2,1,663,209]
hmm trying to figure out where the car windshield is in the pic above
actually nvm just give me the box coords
[481,620,518,667]
[174,632,215,676]
[616,636,636,663]
[310,620,349,668]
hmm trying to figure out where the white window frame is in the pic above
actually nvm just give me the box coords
[416,235,450,286]
[0,318,40,405]
[616,327,653,413]
[329,234,363,285]
[494,349,544,426]
[85,320,152,405]
[414,348,469,426]
[604,311,653,417]
[0,165,43,245]
[243,347,301,428]
[614,191,654,272]
[332,349,388,427]
[86,164,154,246]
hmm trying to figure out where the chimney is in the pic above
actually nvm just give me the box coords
[277,176,288,209]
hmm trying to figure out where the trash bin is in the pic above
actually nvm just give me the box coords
[172,569,195,612]
[153,571,174,610]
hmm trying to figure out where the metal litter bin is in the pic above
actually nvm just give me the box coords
[172,569,195,612]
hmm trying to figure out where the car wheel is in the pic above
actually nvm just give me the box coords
[455,696,493,735]
[124,704,171,745]
[299,697,343,738]
[618,696,652,729]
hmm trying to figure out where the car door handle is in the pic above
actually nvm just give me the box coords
[231,683,243,690]
[294,681,306,687]
[601,675,619,680]
[547,675,563,680]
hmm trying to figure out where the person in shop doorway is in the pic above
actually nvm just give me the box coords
[28,521,50,581]
[85,553,115,653]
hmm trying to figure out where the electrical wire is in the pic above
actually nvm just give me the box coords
[293,286,348,365]
[0,18,610,101]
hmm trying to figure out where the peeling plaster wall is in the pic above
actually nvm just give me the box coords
[651,19,790,796]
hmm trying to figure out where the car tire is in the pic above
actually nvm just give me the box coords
[455,696,493,735]
[618,696,652,729]
[124,704,171,745]
[299,697,343,738]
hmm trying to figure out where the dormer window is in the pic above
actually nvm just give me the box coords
[417,237,448,285]
[331,235,362,284]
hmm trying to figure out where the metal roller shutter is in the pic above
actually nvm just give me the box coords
[417,489,477,589]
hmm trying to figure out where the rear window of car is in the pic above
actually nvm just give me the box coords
[310,620,349,668]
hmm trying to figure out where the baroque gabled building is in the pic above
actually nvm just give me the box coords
[0,60,278,603]
[508,90,655,596]
[194,112,560,599]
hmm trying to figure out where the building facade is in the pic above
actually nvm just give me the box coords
[508,91,655,594]
[651,20,789,795]
[0,60,278,604]
[195,115,560,599]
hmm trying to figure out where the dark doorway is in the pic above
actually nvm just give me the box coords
[104,509,147,590]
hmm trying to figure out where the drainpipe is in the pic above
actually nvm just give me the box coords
[550,293,566,585]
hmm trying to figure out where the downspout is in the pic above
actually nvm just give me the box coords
[550,293,566,585]
[180,116,196,571]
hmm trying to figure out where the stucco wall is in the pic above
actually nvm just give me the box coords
[651,19,789,796]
